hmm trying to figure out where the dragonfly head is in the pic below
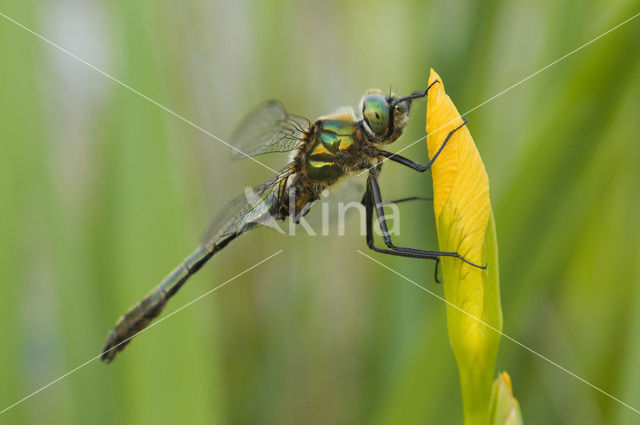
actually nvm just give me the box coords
[362,91,391,138]
[361,89,411,144]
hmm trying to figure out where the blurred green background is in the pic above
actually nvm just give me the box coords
[1,0,639,424]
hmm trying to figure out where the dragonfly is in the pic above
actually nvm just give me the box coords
[101,80,482,363]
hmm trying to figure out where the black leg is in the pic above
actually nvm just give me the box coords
[363,183,426,259]
[391,79,441,106]
[384,195,444,282]
[364,173,486,269]
[378,118,469,173]
[381,196,432,206]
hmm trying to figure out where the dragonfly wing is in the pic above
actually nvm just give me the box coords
[230,100,310,160]
[201,165,294,245]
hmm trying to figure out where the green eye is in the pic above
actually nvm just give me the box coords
[363,94,390,136]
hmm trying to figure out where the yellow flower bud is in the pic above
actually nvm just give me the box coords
[426,68,504,424]
[490,372,523,425]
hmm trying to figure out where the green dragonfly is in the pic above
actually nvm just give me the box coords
[101,81,481,363]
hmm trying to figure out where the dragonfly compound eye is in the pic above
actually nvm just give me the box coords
[363,94,390,136]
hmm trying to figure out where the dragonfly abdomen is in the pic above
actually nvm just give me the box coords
[101,239,231,363]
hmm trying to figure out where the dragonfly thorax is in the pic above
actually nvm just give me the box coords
[297,89,412,186]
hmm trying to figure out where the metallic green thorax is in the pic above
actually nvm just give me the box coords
[305,119,359,180]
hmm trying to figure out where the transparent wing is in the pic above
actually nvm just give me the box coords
[201,165,295,245]
[230,100,311,160]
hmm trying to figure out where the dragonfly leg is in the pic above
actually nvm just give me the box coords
[391,79,441,106]
[378,195,440,282]
[381,196,432,206]
[363,173,486,270]
[377,118,468,172]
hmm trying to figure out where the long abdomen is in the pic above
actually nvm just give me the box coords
[101,237,232,363]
